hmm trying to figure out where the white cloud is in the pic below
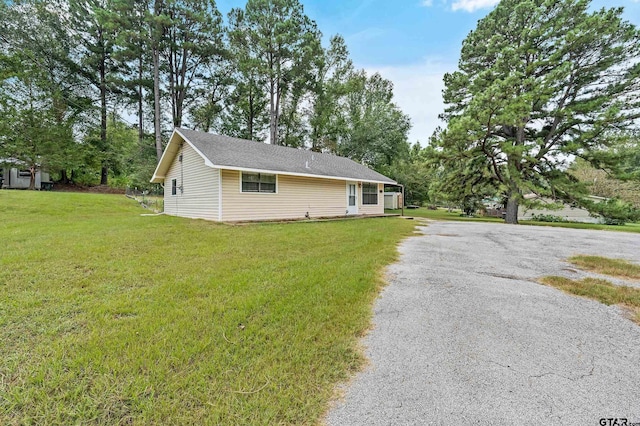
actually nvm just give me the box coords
[363,58,457,145]
[451,0,500,12]
[420,0,433,6]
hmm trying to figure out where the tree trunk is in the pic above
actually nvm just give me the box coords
[29,166,36,190]
[138,54,144,146]
[152,0,163,162]
[269,76,277,145]
[153,46,162,162]
[100,47,108,186]
[505,193,519,224]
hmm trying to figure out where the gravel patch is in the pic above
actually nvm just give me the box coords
[326,221,640,425]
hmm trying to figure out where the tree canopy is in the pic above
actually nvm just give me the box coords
[0,0,411,189]
[436,0,640,223]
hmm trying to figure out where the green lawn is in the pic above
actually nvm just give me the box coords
[386,207,640,233]
[0,191,415,425]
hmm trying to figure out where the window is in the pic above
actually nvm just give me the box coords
[242,172,276,193]
[362,183,378,205]
[171,178,177,196]
[18,169,31,177]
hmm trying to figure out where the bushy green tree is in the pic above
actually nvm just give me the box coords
[0,1,86,188]
[586,198,640,225]
[382,144,432,206]
[337,71,411,171]
[438,0,640,224]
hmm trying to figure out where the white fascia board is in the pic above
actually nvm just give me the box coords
[174,128,215,168]
[213,164,395,185]
[150,129,215,183]
[150,129,180,183]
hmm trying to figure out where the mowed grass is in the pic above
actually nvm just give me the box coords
[386,208,504,224]
[386,207,640,233]
[539,276,640,325]
[568,255,640,280]
[0,191,415,425]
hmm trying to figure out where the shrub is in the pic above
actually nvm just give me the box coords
[531,214,566,223]
[587,199,640,226]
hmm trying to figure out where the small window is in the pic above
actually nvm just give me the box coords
[362,183,378,205]
[18,169,31,177]
[242,172,276,193]
[171,178,177,196]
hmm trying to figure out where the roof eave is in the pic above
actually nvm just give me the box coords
[149,128,215,183]
[212,164,395,184]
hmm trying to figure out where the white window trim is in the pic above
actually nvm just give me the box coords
[239,171,278,194]
[362,182,379,206]
[171,178,178,196]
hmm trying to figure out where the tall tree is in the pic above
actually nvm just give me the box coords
[218,77,269,140]
[225,6,269,140]
[189,61,233,132]
[308,35,353,152]
[438,0,640,224]
[151,0,166,161]
[163,0,224,128]
[68,0,120,185]
[0,0,87,185]
[230,0,321,145]
[337,71,411,171]
[111,0,152,148]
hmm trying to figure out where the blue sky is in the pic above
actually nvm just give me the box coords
[217,0,640,144]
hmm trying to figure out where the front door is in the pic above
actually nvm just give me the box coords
[346,182,358,215]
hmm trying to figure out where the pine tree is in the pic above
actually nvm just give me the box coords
[438,0,640,223]
[229,0,321,145]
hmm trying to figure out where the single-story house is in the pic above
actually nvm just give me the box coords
[0,160,50,190]
[518,193,606,223]
[151,128,396,222]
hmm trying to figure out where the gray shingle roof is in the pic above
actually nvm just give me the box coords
[176,128,396,184]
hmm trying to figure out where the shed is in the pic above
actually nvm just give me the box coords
[384,192,402,209]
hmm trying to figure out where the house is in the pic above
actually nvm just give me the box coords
[0,160,51,190]
[518,193,606,223]
[150,128,396,222]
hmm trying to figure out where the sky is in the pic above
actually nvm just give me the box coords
[216,0,640,145]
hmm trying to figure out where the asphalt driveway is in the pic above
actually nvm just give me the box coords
[326,221,640,425]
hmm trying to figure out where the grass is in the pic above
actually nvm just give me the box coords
[387,207,504,223]
[0,190,415,425]
[539,276,640,325]
[385,207,640,233]
[567,255,640,280]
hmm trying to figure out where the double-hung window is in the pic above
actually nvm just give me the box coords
[362,183,378,205]
[242,172,276,193]
[171,178,177,196]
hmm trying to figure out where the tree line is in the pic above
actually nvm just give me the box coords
[0,0,411,189]
[2,0,638,225]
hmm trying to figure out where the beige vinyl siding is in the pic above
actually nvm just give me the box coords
[164,142,219,220]
[359,183,384,215]
[221,170,347,221]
